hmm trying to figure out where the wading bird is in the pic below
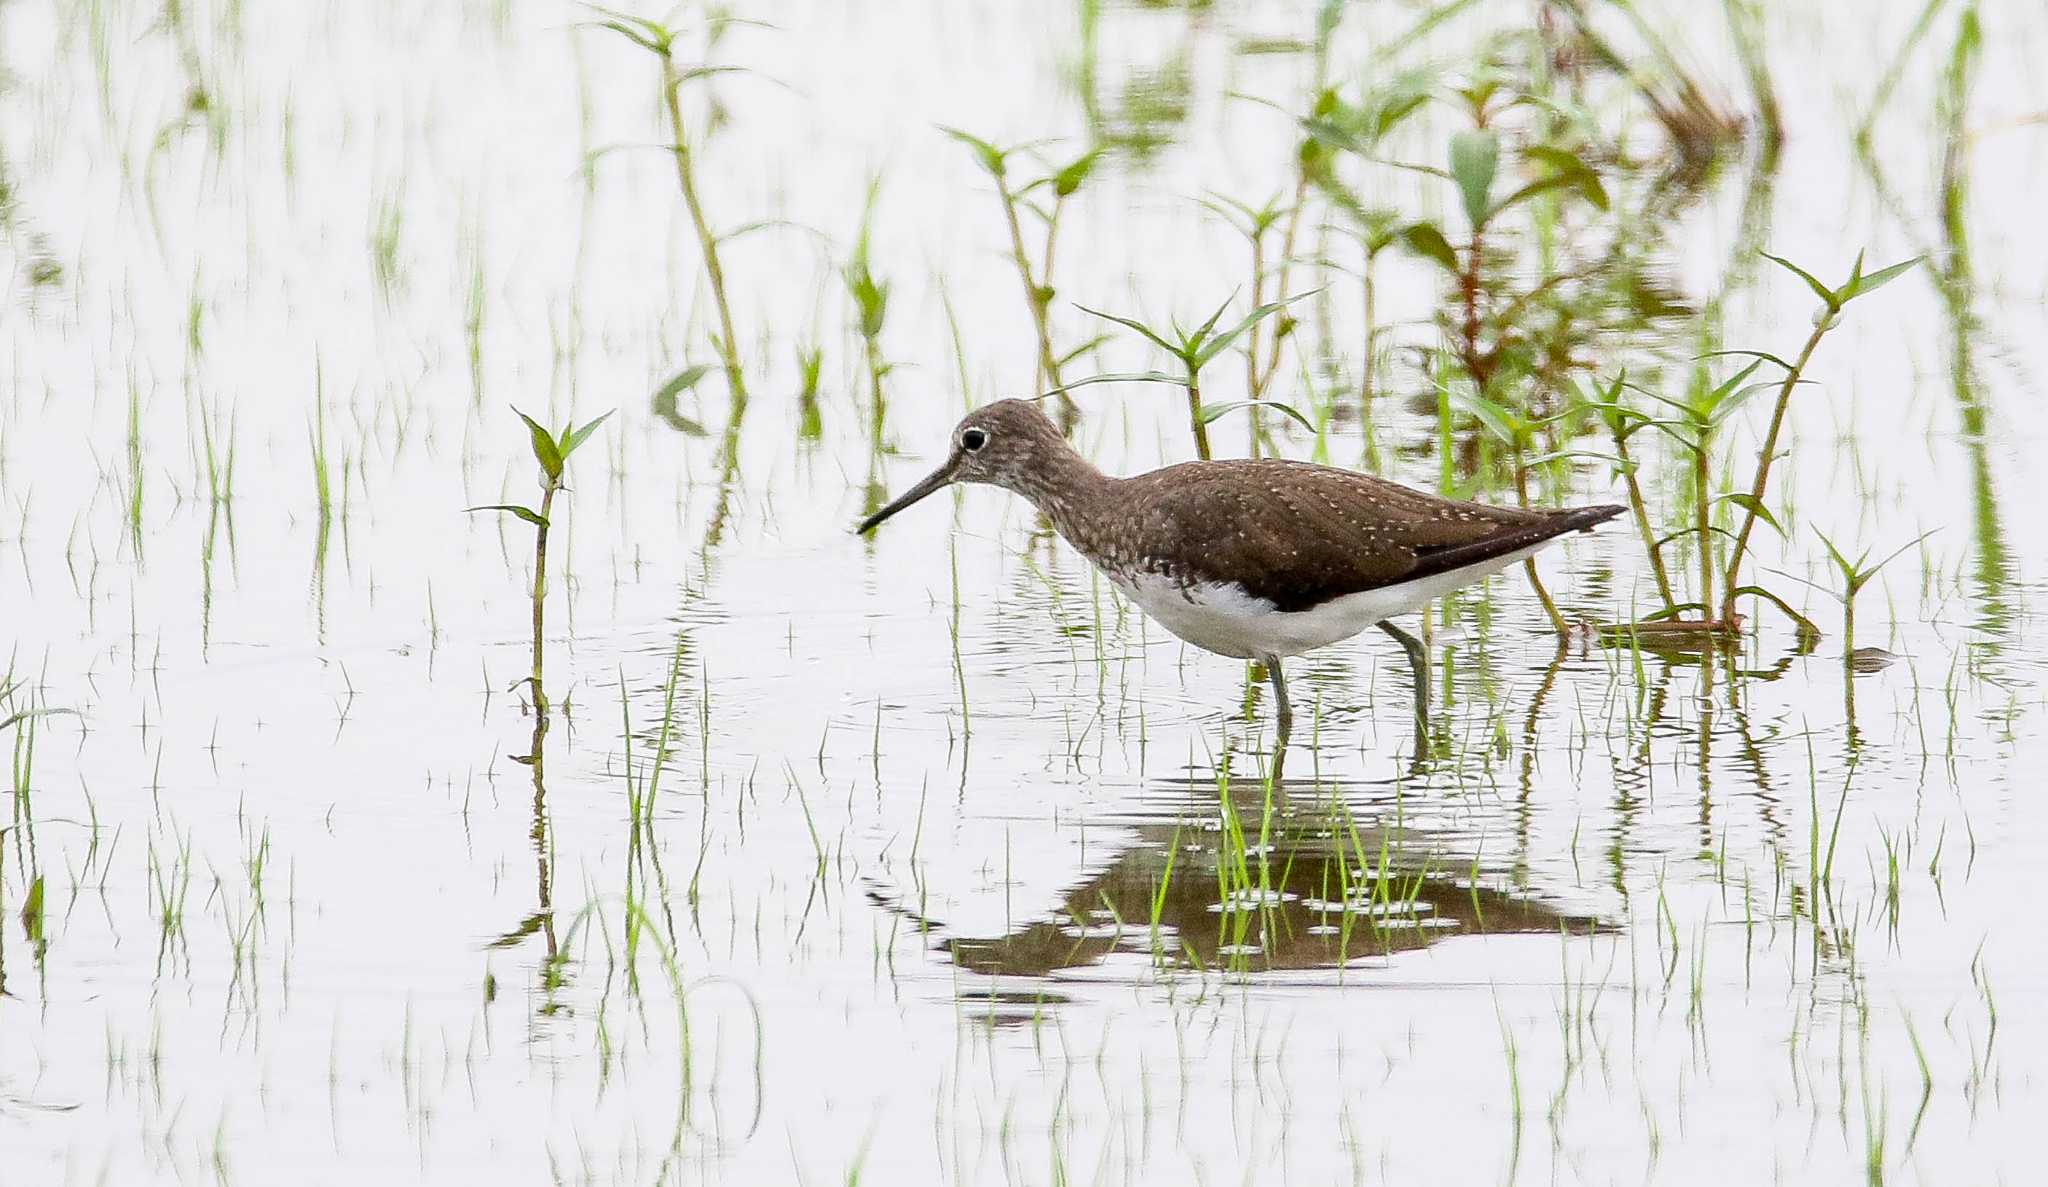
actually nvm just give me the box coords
[858,399,1620,736]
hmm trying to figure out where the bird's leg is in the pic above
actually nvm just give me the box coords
[1262,653,1293,740]
[1376,619,1428,728]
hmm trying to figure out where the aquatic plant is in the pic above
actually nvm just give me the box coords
[467,407,614,715]
[587,6,754,399]
[941,128,1101,426]
[1064,291,1317,460]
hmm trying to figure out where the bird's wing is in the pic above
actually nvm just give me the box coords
[1126,461,1602,613]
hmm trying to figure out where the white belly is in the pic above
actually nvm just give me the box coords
[1104,541,1554,660]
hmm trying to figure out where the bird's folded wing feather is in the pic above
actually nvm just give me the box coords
[1127,461,1556,613]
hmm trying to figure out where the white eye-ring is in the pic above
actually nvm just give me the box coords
[961,427,989,452]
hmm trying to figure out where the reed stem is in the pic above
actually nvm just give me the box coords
[1720,316,1829,623]
[531,480,556,715]
[662,59,745,400]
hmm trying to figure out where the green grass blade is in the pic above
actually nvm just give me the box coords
[1193,289,1321,369]
[1761,251,1839,310]
[1075,304,1179,356]
[467,504,548,528]
[1042,370,1190,395]
[1195,399,1317,432]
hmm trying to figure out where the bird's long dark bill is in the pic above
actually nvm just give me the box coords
[855,463,955,534]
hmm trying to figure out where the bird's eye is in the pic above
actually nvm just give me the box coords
[961,428,989,452]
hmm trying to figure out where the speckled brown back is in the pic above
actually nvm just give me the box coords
[1051,459,1622,613]
[947,399,1623,613]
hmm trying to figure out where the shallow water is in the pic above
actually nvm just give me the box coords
[2,0,2044,1183]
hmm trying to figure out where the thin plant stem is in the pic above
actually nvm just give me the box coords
[994,173,1076,424]
[531,480,556,715]
[1246,229,1266,458]
[1360,260,1377,429]
[1459,224,1490,392]
[864,335,886,451]
[1720,316,1829,622]
[661,58,745,400]
[1694,434,1714,620]
[1040,194,1066,317]
[1253,181,1306,403]
[1514,443,1569,636]
[1185,368,1212,460]
[1611,428,1678,610]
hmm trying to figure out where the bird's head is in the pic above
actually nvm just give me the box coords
[855,398,1069,534]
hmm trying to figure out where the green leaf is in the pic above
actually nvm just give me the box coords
[466,504,549,528]
[1373,91,1430,142]
[1838,254,1922,302]
[513,408,563,481]
[21,875,44,941]
[1041,370,1191,394]
[1851,532,1937,590]
[1716,492,1783,535]
[1698,348,1795,371]
[651,365,716,435]
[580,6,671,53]
[1700,359,1764,412]
[938,126,1007,177]
[1491,173,1579,217]
[1198,191,1285,236]
[1640,387,1702,417]
[560,410,615,460]
[1451,388,1525,444]
[487,911,550,948]
[714,218,808,245]
[1188,291,1239,355]
[1639,602,1711,623]
[1520,145,1609,210]
[1052,150,1102,197]
[1708,381,1796,427]
[1762,251,1839,310]
[0,707,78,734]
[1448,129,1498,228]
[1641,419,1707,452]
[1192,289,1320,369]
[1195,399,1317,432]
[586,19,662,54]
[1075,304,1179,356]
[1054,333,1112,368]
[1398,222,1459,273]
[1299,116,1370,158]
[1819,529,1937,592]
[1729,585,1822,642]
[673,65,749,87]
[1653,525,1740,549]
[1520,145,1585,174]
[583,4,668,40]
[1530,448,1632,471]
[1814,529,1859,580]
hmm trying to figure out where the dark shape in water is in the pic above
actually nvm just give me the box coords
[869,778,1605,980]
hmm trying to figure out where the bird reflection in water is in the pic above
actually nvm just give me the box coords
[868,776,1605,986]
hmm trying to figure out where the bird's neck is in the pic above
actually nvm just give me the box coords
[1003,441,1117,552]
